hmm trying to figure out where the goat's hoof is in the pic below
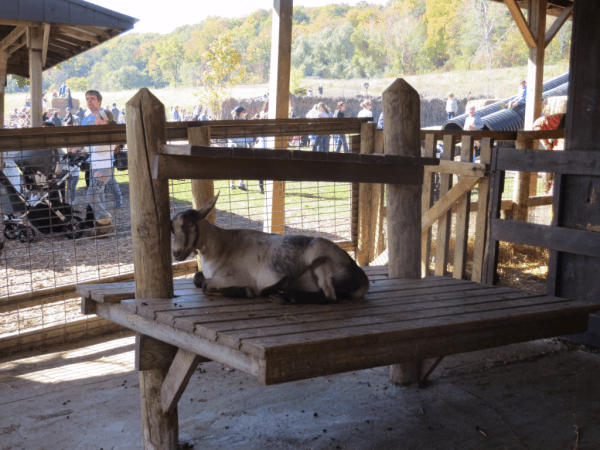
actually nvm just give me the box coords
[268,294,288,305]
[193,271,206,289]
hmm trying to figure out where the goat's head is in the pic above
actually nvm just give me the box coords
[171,193,219,261]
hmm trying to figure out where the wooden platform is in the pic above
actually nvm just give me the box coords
[78,266,599,386]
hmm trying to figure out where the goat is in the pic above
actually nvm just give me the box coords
[171,194,369,304]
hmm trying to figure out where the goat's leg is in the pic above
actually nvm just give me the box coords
[310,257,337,301]
[202,273,255,299]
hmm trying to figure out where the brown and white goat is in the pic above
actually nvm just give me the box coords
[171,194,369,304]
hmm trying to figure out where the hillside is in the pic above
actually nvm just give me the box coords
[6,0,572,96]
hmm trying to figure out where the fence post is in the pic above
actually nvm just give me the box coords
[357,122,377,266]
[434,135,455,276]
[421,134,436,276]
[511,133,534,222]
[126,88,178,450]
[453,135,474,279]
[383,79,423,385]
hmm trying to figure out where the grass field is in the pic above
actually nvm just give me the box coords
[5,62,570,118]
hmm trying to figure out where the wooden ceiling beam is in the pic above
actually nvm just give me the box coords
[6,34,27,55]
[0,19,43,28]
[545,4,573,48]
[47,43,74,58]
[505,0,537,48]
[74,25,113,39]
[0,26,27,53]
[50,31,92,49]
[42,24,51,66]
[55,25,101,45]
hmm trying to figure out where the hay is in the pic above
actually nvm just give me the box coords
[465,99,500,112]
[543,95,568,116]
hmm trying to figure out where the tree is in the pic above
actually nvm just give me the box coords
[156,36,185,86]
[196,33,246,119]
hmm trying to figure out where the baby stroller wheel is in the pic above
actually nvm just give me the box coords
[64,215,84,240]
[4,222,20,240]
[17,225,35,243]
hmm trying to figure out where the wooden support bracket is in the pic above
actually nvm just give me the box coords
[505,0,537,48]
[545,5,573,48]
[161,348,203,414]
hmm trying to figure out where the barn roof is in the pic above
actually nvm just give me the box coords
[0,0,138,77]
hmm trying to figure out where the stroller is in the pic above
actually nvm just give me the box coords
[0,149,87,243]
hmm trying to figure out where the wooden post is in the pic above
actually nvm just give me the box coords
[0,51,7,129]
[126,88,177,450]
[511,134,534,222]
[357,122,377,266]
[524,0,547,130]
[421,134,436,276]
[27,27,43,128]
[383,79,423,385]
[434,135,455,276]
[453,135,473,280]
[264,0,293,234]
[188,126,215,270]
[349,134,360,253]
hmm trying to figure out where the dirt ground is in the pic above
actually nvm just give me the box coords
[1,332,599,450]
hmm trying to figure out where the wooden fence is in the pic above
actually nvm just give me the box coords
[0,122,566,355]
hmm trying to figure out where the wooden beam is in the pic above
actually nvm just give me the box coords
[357,122,378,266]
[0,19,43,28]
[511,134,534,222]
[421,134,436,277]
[0,51,7,129]
[42,23,50,66]
[435,134,455,277]
[0,26,26,53]
[525,0,547,129]
[28,27,43,127]
[496,149,600,175]
[421,175,481,233]
[161,348,203,414]
[136,334,179,372]
[153,153,426,185]
[55,25,102,44]
[472,138,494,283]
[545,5,573,48]
[264,0,293,234]
[74,25,113,39]
[7,34,27,55]
[505,0,537,48]
[452,135,474,280]
[491,219,600,258]
[424,160,488,177]
[50,31,92,49]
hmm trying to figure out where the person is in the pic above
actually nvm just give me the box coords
[463,106,484,161]
[228,106,249,191]
[111,103,120,122]
[357,99,373,118]
[333,101,348,153]
[313,102,330,152]
[59,82,66,97]
[64,107,74,126]
[51,111,62,127]
[377,112,384,130]
[446,92,458,119]
[80,90,118,231]
[533,113,566,192]
[289,106,297,119]
[66,87,73,110]
[508,80,526,109]
[171,106,181,122]
[318,84,323,97]
[308,87,313,97]
[76,107,85,122]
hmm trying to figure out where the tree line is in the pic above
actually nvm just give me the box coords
[7,0,571,94]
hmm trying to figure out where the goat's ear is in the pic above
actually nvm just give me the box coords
[197,192,219,220]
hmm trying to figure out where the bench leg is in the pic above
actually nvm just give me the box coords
[140,368,179,450]
[389,361,424,385]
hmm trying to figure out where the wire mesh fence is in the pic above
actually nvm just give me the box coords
[0,126,359,354]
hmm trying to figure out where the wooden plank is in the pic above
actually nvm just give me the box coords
[496,149,600,176]
[261,314,588,385]
[545,5,573,48]
[527,194,553,207]
[422,175,481,233]
[95,302,260,375]
[424,160,488,177]
[481,146,504,285]
[421,134,436,276]
[505,0,537,48]
[41,23,50,66]
[434,135,455,276]
[511,134,534,222]
[55,25,102,44]
[417,129,563,142]
[472,138,494,283]
[243,296,597,359]
[454,135,474,280]
[161,348,203,414]
[153,153,425,185]
[524,0,547,130]
[28,26,43,128]
[490,219,600,258]
[350,134,361,252]
[136,334,179,371]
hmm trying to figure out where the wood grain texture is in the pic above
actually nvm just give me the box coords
[357,122,378,266]
[136,334,179,372]
[126,88,174,300]
[524,0,547,130]
[505,0,537,48]
[496,149,600,176]
[472,138,494,283]
[421,134,436,276]
[511,134,534,222]
[453,135,474,280]
[434,135,455,276]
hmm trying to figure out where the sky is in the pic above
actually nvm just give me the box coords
[85,0,390,35]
